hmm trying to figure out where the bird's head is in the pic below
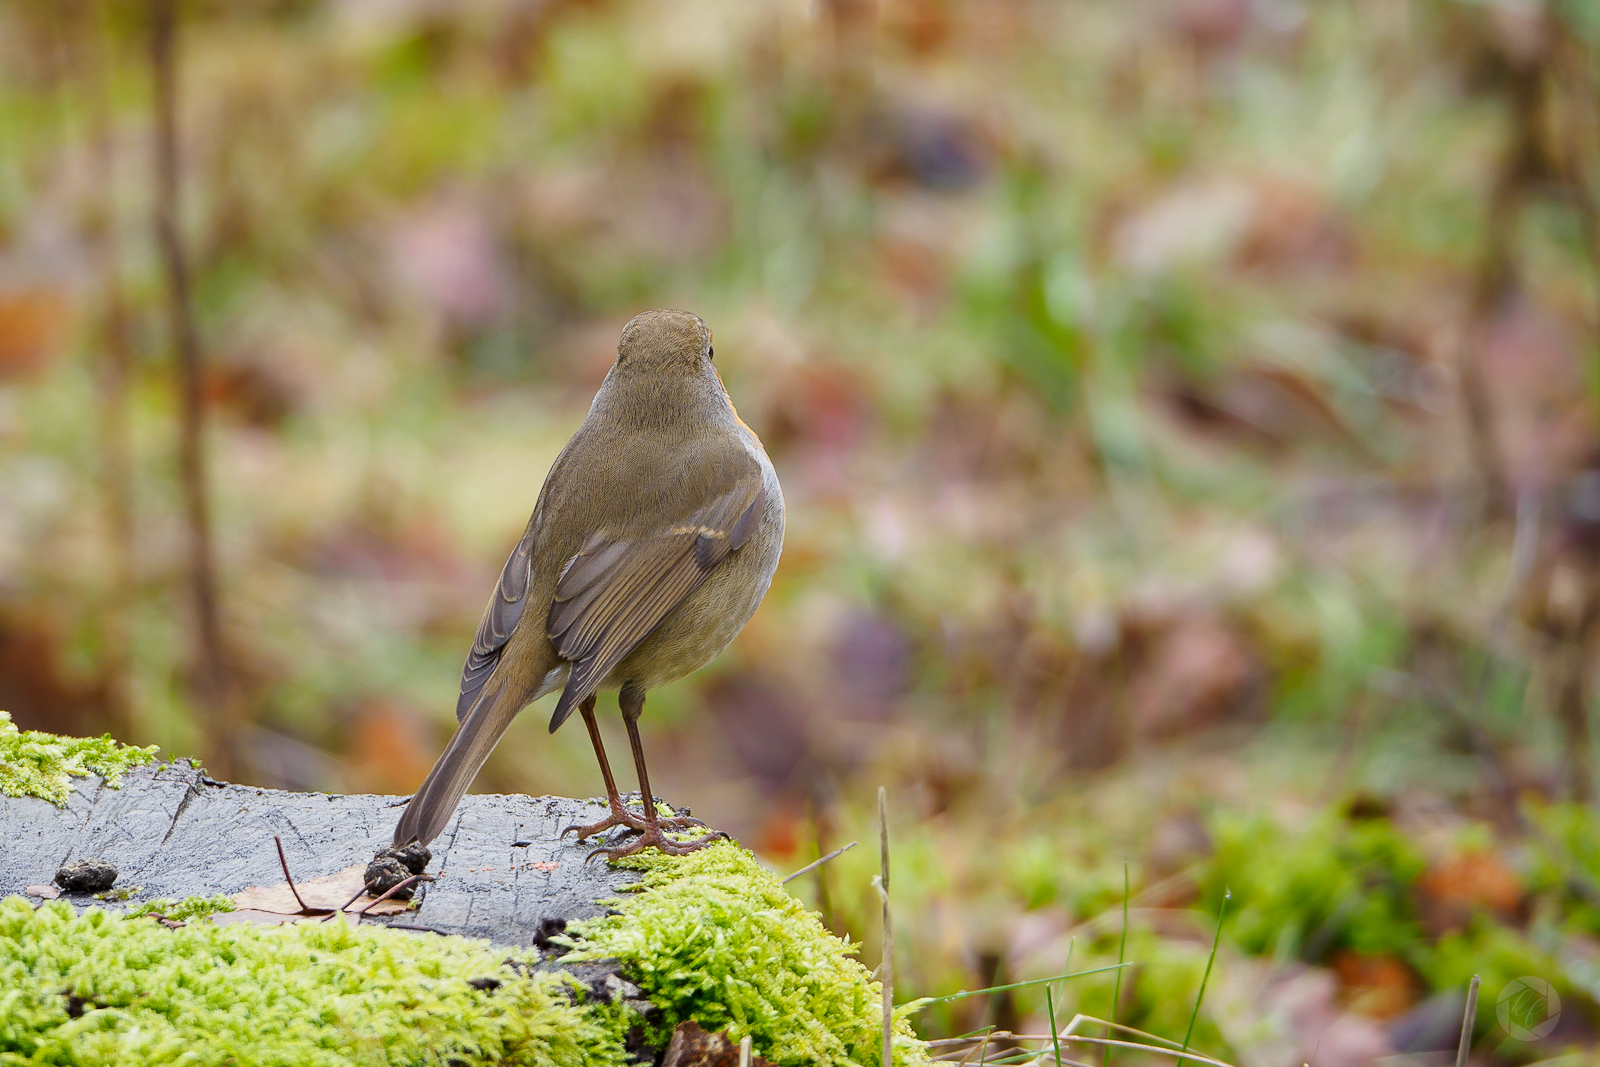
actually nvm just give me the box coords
[595,309,737,433]
[615,308,714,374]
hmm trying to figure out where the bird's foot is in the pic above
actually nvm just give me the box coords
[562,797,702,841]
[587,826,730,862]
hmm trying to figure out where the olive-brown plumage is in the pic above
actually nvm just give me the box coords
[393,310,784,855]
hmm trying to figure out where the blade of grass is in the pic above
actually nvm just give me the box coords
[1455,974,1480,1067]
[1177,888,1229,1067]
[878,786,893,1067]
[1104,861,1128,1067]
[1047,987,1063,1067]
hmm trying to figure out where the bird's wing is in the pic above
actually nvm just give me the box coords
[544,467,766,731]
[455,521,536,721]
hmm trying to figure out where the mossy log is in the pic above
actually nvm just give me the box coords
[0,723,929,1065]
[0,758,638,944]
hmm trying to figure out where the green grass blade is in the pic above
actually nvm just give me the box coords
[1178,888,1229,1067]
[1104,860,1128,1067]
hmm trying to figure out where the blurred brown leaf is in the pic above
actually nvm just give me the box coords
[0,288,69,379]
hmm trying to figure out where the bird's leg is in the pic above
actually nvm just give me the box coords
[589,684,728,861]
[563,693,703,840]
[562,696,639,839]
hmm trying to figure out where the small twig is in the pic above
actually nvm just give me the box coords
[918,963,1132,1005]
[1177,889,1228,1067]
[273,836,320,915]
[384,923,449,936]
[1456,975,1480,1067]
[739,1035,752,1067]
[354,875,432,917]
[877,786,894,1067]
[782,840,858,885]
[1057,1036,1231,1067]
[929,1033,1010,1049]
[953,1035,990,1066]
[322,884,370,921]
[1105,861,1129,1067]
[931,1035,1235,1067]
[1067,1016,1188,1052]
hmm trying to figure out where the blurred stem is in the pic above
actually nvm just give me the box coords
[1457,48,1548,521]
[806,795,839,934]
[150,0,236,778]
[85,0,137,740]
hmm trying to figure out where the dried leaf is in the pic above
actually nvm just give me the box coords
[231,863,412,918]
[211,908,303,928]
[233,864,366,914]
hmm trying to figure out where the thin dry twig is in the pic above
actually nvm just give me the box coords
[933,1035,1235,1067]
[920,963,1133,1005]
[354,874,431,917]
[1062,1015,1187,1051]
[739,1035,752,1067]
[781,840,857,885]
[272,836,323,915]
[323,884,371,921]
[929,1032,1011,1049]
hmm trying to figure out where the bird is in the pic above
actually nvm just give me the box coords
[392,309,784,859]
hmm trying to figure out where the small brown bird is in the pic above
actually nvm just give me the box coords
[393,310,784,858]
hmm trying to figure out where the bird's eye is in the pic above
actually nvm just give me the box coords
[708,346,714,361]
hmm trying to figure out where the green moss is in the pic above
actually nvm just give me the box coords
[0,896,629,1067]
[0,712,159,806]
[565,842,929,1067]
[1202,809,1427,962]
[1,727,916,1062]
[126,895,237,921]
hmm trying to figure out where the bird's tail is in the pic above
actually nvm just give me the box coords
[393,679,523,848]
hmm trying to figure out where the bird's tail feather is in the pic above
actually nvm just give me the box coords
[393,682,522,847]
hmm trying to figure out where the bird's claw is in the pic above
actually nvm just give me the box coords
[588,827,730,863]
[563,803,703,841]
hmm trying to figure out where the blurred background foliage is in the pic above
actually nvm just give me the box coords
[4,0,1600,1061]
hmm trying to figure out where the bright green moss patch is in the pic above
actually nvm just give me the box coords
[566,842,929,1067]
[0,896,628,1066]
[126,894,238,921]
[0,712,159,806]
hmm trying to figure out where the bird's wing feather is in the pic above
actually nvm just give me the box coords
[545,469,765,731]
[455,522,536,721]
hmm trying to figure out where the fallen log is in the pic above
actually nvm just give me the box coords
[0,758,638,944]
[0,721,929,1065]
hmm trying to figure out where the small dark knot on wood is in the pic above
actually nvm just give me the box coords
[365,842,432,898]
[55,860,118,894]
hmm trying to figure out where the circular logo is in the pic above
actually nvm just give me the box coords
[1498,977,1561,1041]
